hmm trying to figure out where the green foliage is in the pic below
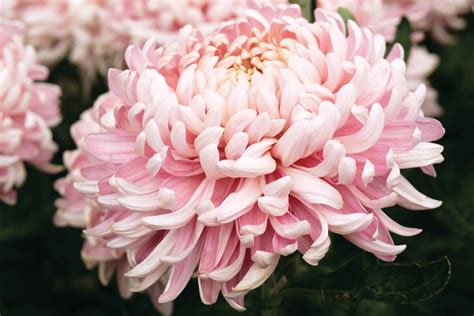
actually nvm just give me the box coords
[290,0,316,22]
[337,7,357,27]
[282,255,451,304]
[387,17,412,61]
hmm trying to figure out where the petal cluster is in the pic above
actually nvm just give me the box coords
[57,4,445,311]
[1,21,61,205]
[53,103,172,314]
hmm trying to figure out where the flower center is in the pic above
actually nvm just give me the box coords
[227,39,287,80]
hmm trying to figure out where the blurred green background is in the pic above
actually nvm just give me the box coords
[1,7,473,316]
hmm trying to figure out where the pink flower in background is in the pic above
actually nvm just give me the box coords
[0,21,61,205]
[318,0,428,42]
[319,0,471,43]
[1,0,274,89]
[59,3,445,310]
[319,0,468,116]
[54,99,172,315]
[54,109,102,228]
[406,46,442,117]
[414,0,472,43]
[0,0,70,66]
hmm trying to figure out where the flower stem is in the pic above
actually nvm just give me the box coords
[258,274,288,316]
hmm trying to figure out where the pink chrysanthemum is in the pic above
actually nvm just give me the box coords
[54,102,172,315]
[0,0,70,66]
[319,0,471,43]
[1,0,269,88]
[58,4,445,310]
[0,21,61,205]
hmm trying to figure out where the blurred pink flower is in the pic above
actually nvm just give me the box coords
[54,100,172,315]
[59,3,444,310]
[1,0,274,89]
[414,0,472,43]
[319,0,471,43]
[0,20,61,205]
[319,0,463,116]
[318,0,428,42]
[0,0,71,66]
[406,46,442,117]
[54,109,102,228]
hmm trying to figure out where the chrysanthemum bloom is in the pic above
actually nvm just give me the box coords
[1,0,268,89]
[64,4,444,310]
[53,102,172,315]
[406,46,441,117]
[0,21,61,205]
[319,0,471,43]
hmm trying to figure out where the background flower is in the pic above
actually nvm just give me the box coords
[318,0,472,116]
[318,0,472,43]
[413,0,472,43]
[406,45,442,117]
[0,0,71,66]
[1,0,268,91]
[56,3,445,311]
[0,20,61,205]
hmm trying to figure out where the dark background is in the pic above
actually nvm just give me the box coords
[1,9,473,316]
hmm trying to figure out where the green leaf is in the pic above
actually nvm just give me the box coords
[355,256,451,303]
[282,254,451,304]
[388,17,412,61]
[435,170,474,239]
[291,0,316,22]
[337,7,357,27]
